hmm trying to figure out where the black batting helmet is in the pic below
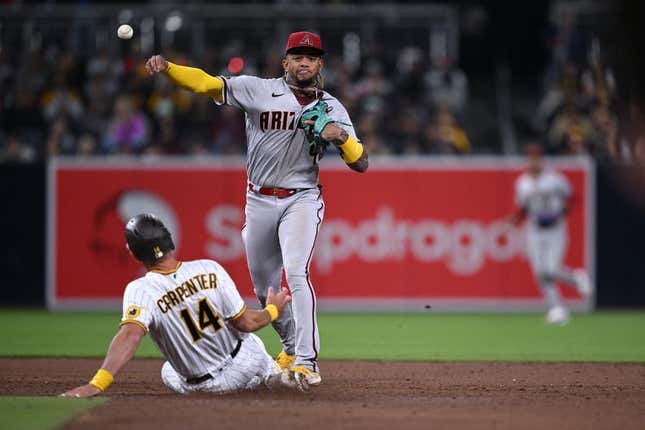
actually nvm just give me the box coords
[125,213,175,264]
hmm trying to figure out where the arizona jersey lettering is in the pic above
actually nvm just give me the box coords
[217,75,356,189]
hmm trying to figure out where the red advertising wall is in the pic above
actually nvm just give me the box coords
[47,158,594,311]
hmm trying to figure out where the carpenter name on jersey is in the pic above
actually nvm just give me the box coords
[156,272,218,313]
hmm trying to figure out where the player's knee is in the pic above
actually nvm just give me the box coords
[161,361,175,379]
[249,268,271,286]
[161,362,186,393]
[284,269,308,290]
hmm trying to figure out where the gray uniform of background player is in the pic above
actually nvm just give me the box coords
[515,168,583,309]
[217,75,356,371]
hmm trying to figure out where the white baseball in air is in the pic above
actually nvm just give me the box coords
[117,24,134,40]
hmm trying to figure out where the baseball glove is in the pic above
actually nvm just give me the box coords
[536,212,560,227]
[299,100,335,158]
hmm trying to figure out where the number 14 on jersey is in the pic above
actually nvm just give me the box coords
[179,298,224,342]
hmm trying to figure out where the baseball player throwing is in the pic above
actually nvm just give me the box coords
[61,214,293,397]
[145,31,368,388]
[510,145,591,324]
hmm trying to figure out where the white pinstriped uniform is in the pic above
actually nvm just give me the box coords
[120,259,278,394]
[215,75,357,371]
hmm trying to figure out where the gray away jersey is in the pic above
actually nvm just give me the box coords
[515,169,572,226]
[120,259,247,379]
[217,76,357,189]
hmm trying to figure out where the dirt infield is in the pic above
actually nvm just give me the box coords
[1,358,644,429]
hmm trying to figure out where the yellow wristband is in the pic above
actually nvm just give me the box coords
[338,135,364,164]
[89,368,114,392]
[265,304,279,322]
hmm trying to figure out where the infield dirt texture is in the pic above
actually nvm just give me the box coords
[2,312,644,429]
[2,358,644,429]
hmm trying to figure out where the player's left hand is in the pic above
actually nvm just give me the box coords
[304,120,342,142]
[300,100,340,158]
[59,384,101,398]
[266,286,292,314]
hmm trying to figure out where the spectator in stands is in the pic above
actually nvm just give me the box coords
[581,60,616,109]
[0,134,36,162]
[547,105,596,154]
[156,117,182,155]
[590,103,619,160]
[423,105,471,154]
[147,77,193,126]
[54,52,83,90]
[535,60,581,132]
[356,112,390,155]
[76,133,99,156]
[82,75,114,137]
[210,106,246,154]
[317,55,351,97]
[41,76,84,124]
[46,116,76,156]
[385,104,423,154]
[544,8,587,83]
[425,56,468,114]
[103,95,149,154]
[86,48,123,88]
[353,60,392,101]
[395,47,426,103]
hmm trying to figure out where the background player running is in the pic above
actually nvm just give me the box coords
[61,213,293,397]
[509,144,591,325]
[145,31,368,388]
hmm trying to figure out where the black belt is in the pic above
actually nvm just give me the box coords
[185,339,242,385]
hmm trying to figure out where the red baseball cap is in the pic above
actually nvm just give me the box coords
[525,143,543,156]
[285,31,324,56]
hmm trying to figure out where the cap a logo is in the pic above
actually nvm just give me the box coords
[126,305,141,319]
[301,34,313,46]
[153,246,163,259]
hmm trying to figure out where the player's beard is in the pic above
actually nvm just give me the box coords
[294,75,316,88]
[296,76,314,87]
[287,70,314,87]
[285,70,323,97]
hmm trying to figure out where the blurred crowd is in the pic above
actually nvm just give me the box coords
[0,36,472,162]
[1,3,643,164]
[534,9,644,162]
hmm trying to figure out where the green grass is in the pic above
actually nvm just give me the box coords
[1,310,644,362]
[0,396,108,430]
